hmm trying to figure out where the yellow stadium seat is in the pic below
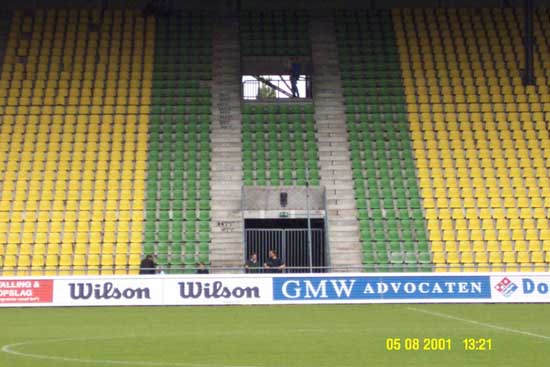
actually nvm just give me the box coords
[19,244,33,255]
[430,241,444,252]
[73,255,86,275]
[460,251,474,264]
[75,243,88,255]
[531,251,544,263]
[517,251,531,263]
[45,255,58,275]
[0,11,155,276]
[396,7,550,273]
[17,255,31,274]
[540,230,550,240]
[447,252,459,264]
[503,251,517,263]
[489,251,502,264]
[432,251,445,263]
[520,264,533,272]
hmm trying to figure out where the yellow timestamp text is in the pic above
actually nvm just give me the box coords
[385,338,493,351]
[462,338,493,351]
[385,338,452,351]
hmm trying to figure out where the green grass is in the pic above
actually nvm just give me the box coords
[0,304,549,367]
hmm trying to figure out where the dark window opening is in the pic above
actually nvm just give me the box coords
[242,74,312,100]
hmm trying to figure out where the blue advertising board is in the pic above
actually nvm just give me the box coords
[273,275,492,301]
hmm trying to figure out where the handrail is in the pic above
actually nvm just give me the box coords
[1,263,546,276]
[242,77,310,100]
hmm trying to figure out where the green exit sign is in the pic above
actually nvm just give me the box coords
[279,212,289,218]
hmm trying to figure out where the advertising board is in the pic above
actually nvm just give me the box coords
[0,273,549,307]
[0,279,53,304]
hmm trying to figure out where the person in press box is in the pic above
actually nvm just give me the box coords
[289,57,301,98]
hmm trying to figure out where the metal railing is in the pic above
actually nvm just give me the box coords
[242,77,311,100]
[1,263,549,276]
[245,228,326,273]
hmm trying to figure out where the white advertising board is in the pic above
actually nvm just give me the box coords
[0,273,549,307]
[162,276,273,305]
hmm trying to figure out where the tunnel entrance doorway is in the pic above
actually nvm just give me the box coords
[244,218,326,273]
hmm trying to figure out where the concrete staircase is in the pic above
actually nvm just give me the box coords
[310,15,363,271]
[210,17,244,272]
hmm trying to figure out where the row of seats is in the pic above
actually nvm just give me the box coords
[0,106,152,115]
[3,12,155,75]
[0,11,10,74]
[1,253,142,276]
[336,10,431,272]
[363,250,430,272]
[436,250,550,264]
[240,10,310,56]
[0,10,152,275]
[394,7,550,271]
[0,243,142,255]
[242,103,320,186]
[144,15,212,272]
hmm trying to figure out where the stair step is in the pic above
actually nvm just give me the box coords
[328,231,360,242]
[318,145,349,152]
[209,138,241,144]
[327,198,357,208]
[211,225,243,235]
[319,164,353,172]
[211,230,244,240]
[211,146,242,153]
[325,192,356,201]
[317,133,348,139]
[321,175,353,182]
[211,170,242,179]
[329,253,363,267]
[209,255,243,263]
[317,136,348,143]
[211,19,245,269]
[211,169,243,175]
[310,14,362,266]
[211,159,242,166]
[327,209,358,218]
[211,181,242,190]
[316,122,347,128]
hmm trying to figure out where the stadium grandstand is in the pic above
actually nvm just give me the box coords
[0,0,550,276]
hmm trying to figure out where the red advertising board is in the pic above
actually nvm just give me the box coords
[0,279,53,304]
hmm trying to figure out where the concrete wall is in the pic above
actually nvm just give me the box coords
[242,56,313,76]
[243,187,325,212]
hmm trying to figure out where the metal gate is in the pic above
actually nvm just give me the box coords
[245,229,326,273]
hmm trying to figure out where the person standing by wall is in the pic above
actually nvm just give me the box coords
[245,253,261,273]
[289,57,301,98]
[264,250,285,273]
[139,254,157,275]
[196,262,210,274]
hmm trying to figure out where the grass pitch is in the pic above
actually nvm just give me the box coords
[0,304,549,367]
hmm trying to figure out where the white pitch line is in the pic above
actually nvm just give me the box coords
[1,329,333,367]
[406,306,550,342]
[1,337,261,367]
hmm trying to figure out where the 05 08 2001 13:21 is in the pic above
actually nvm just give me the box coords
[385,337,453,351]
